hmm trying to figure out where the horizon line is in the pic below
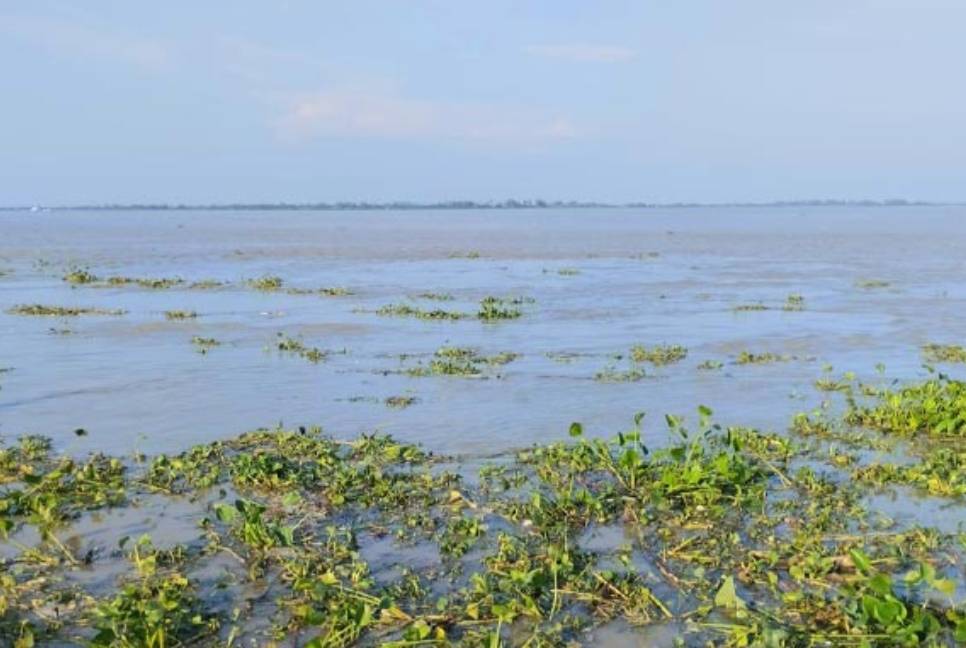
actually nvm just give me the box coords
[2,198,962,211]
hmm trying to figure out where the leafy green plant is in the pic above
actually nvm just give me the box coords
[629,344,688,366]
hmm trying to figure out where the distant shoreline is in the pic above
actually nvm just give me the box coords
[0,198,956,212]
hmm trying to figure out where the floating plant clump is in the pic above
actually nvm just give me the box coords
[7,304,126,317]
[1,393,964,646]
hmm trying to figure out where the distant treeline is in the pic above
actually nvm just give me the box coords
[1,198,947,211]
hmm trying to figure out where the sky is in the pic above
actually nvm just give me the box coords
[2,1,965,205]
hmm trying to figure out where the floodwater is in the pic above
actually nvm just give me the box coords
[2,205,966,460]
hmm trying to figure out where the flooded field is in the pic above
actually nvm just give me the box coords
[1,206,965,646]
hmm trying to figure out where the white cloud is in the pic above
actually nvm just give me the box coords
[527,44,636,63]
[276,89,579,143]
[0,14,172,71]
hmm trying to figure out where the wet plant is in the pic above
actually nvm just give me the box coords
[733,302,769,312]
[164,310,196,320]
[735,351,788,365]
[7,304,126,317]
[247,275,284,291]
[922,343,966,364]
[857,279,892,289]
[187,279,226,290]
[376,303,468,320]
[594,365,646,382]
[782,294,805,311]
[413,292,454,301]
[90,536,217,647]
[845,376,966,439]
[477,296,523,321]
[697,359,724,370]
[2,387,966,645]
[385,395,418,409]
[107,276,184,289]
[191,337,220,354]
[406,346,518,377]
[287,286,353,297]
[63,267,99,284]
[629,344,688,366]
[274,334,327,363]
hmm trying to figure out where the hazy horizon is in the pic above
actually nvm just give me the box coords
[3,1,966,206]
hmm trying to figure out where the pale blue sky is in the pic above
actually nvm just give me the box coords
[2,1,965,205]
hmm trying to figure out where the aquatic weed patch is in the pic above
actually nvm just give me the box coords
[247,275,285,291]
[376,303,469,321]
[287,286,353,297]
[857,279,892,289]
[62,267,100,285]
[477,296,525,321]
[273,334,328,363]
[697,359,724,371]
[7,304,126,317]
[2,401,966,645]
[373,296,530,322]
[735,351,790,365]
[106,276,184,289]
[412,292,455,301]
[922,343,966,364]
[187,279,226,290]
[733,302,769,312]
[191,336,220,354]
[63,269,186,290]
[782,294,806,311]
[385,395,418,409]
[594,366,647,382]
[845,377,966,439]
[406,346,518,378]
[164,310,197,320]
[629,344,688,366]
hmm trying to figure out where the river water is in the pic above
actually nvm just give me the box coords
[2,206,965,459]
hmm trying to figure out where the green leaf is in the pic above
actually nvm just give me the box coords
[714,576,747,612]
[849,548,873,576]
[568,422,583,438]
[214,503,237,523]
[954,620,966,643]
[931,577,956,596]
